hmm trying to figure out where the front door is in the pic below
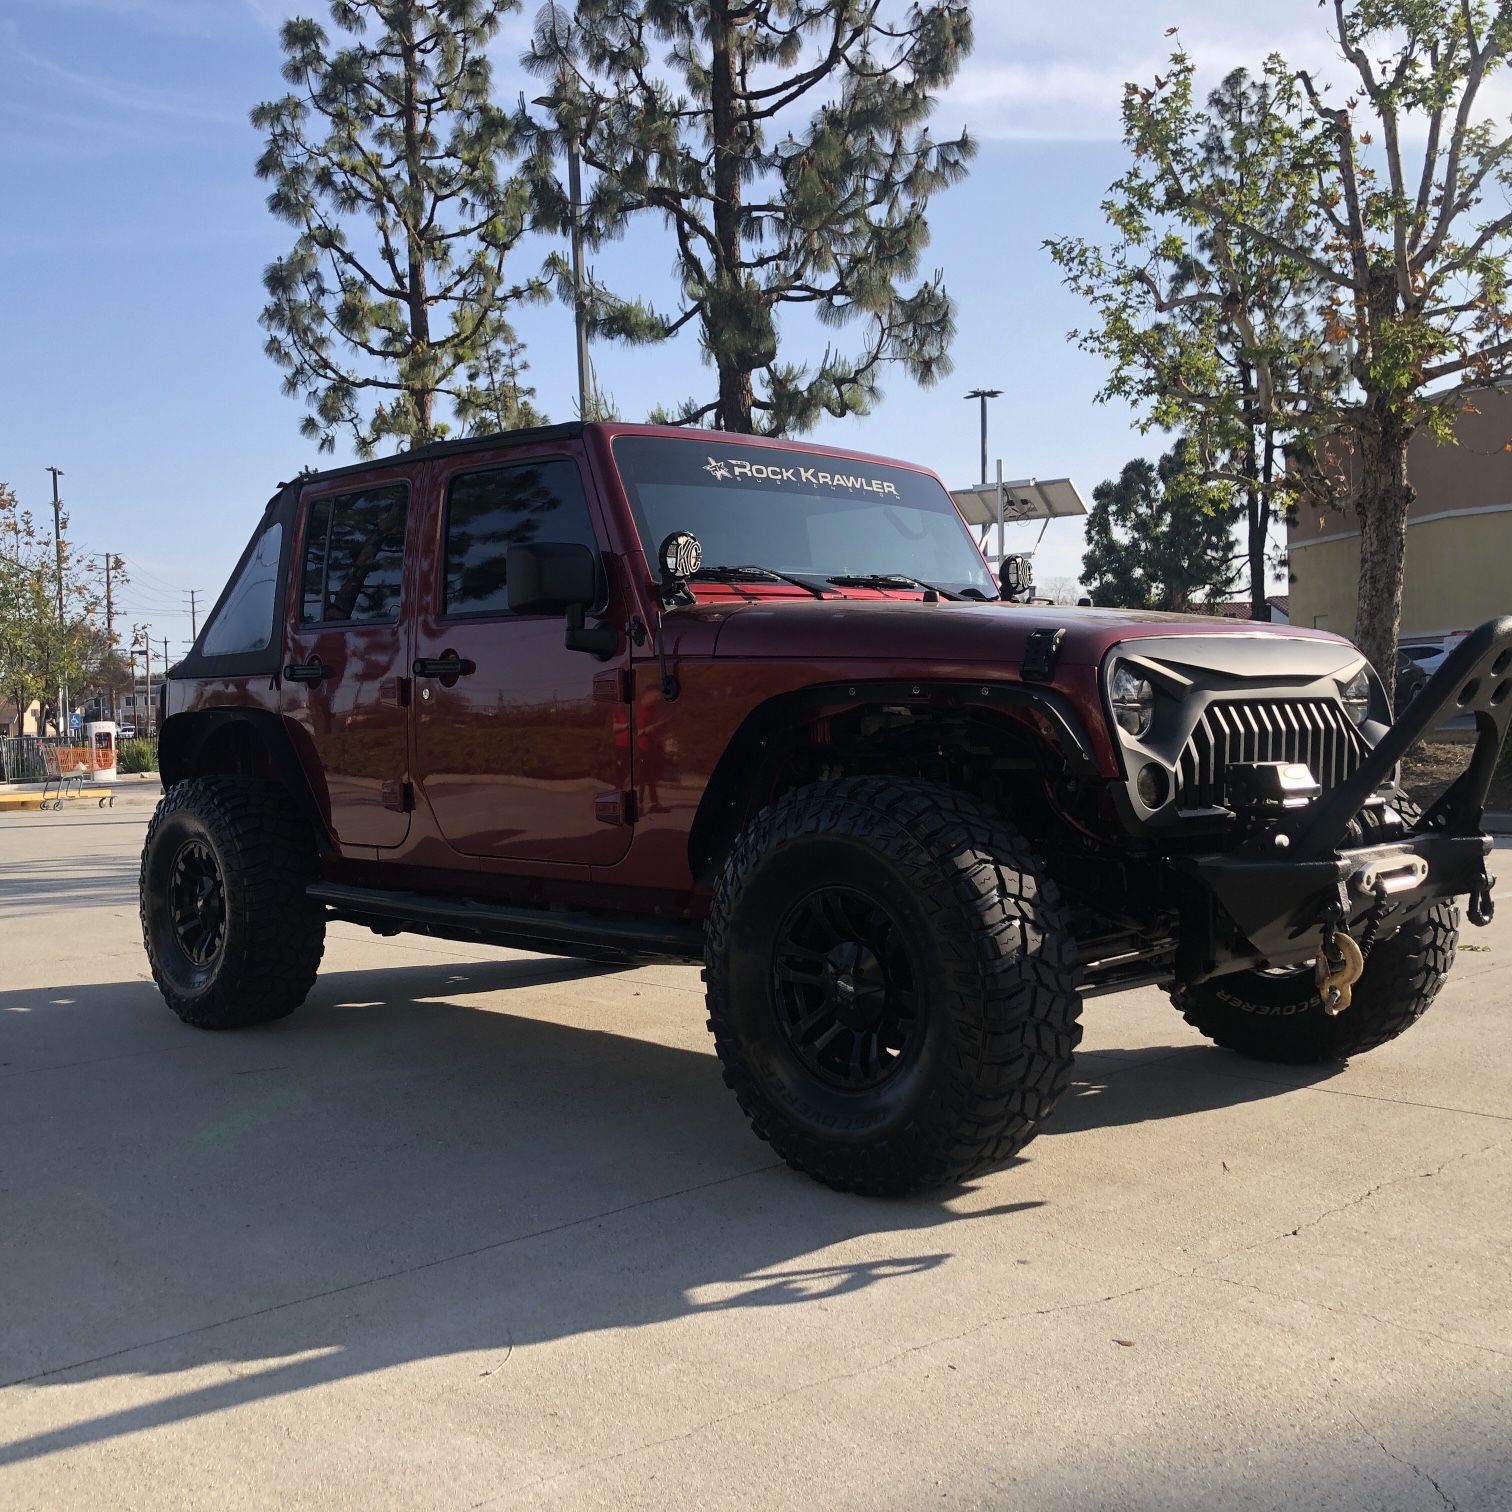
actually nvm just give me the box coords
[282,477,412,849]
[411,451,631,866]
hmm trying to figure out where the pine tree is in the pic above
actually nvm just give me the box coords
[525,0,974,434]
[254,0,547,456]
[1081,442,1243,613]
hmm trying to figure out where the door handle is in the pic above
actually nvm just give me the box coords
[412,655,476,679]
[284,658,333,684]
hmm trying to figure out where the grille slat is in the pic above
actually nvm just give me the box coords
[1172,698,1365,813]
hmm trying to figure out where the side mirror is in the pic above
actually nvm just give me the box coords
[999,553,1034,602]
[506,542,618,659]
[506,542,600,615]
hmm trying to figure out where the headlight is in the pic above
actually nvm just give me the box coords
[1111,664,1155,738]
[1341,668,1371,725]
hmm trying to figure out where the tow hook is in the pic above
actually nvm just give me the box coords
[1316,925,1366,1016]
[1470,867,1497,928]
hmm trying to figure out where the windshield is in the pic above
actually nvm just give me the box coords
[612,436,996,597]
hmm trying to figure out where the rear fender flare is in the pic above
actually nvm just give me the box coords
[157,709,332,853]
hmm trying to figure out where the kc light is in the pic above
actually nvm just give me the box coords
[1342,668,1371,725]
[1111,664,1156,739]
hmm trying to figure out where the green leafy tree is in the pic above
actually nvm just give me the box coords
[525,0,974,434]
[1049,68,1320,624]
[1081,443,1243,612]
[254,0,547,456]
[0,487,108,735]
[1054,3,1512,681]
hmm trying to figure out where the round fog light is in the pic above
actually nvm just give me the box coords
[1136,763,1170,809]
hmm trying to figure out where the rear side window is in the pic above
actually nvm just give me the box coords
[443,460,598,617]
[300,484,408,625]
[201,522,282,656]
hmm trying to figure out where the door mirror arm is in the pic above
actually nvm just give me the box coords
[564,602,619,660]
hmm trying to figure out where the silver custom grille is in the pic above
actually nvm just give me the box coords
[1175,698,1366,812]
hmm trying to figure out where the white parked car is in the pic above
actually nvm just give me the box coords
[1399,633,1467,681]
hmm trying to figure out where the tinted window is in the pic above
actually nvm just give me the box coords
[611,436,996,597]
[444,460,597,616]
[300,485,407,625]
[201,522,281,656]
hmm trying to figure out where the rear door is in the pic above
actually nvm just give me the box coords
[410,449,632,865]
[282,477,413,849]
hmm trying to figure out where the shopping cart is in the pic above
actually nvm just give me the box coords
[38,743,114,810]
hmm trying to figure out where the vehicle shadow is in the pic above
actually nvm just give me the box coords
[0,957,1333,1469]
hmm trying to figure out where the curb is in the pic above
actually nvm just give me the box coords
[0,789,118,813]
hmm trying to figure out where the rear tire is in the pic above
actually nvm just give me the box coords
[1172,902,1458,1064]
[140,777,325,1029]
[704,778,1082,1196]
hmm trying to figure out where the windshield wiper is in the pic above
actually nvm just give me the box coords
[693,564,833,599]
[825,573,967,602]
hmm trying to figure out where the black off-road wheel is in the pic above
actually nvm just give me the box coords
[704,778,1083,1196]
[140,777,326,1029]
[1171,902,1459,1064]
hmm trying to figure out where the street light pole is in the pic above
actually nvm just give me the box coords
[46,466,66,736]
[568,129,592,421]
[46,466,64,620]
[964,390,1002,486]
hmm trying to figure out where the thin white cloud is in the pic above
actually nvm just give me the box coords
[2,28,244,126]
[5,0,268,40]
[950,2,1512,145]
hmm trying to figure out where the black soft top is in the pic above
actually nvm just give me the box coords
[172,423,590,681]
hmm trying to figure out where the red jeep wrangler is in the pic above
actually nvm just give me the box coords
[141,423,1510,1194]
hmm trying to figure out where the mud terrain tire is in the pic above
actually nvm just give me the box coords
[1172,902,1458,1064]
[705,778,1082,1196]
[140,777,325,1029]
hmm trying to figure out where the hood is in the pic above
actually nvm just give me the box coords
[690,598,1348,669]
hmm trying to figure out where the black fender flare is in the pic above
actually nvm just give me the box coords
[687,677,1100,879]
[157,709,333,853]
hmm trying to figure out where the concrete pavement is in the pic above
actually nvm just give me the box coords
[1,789,1509,1510]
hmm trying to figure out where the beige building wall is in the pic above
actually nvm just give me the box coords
[1289,389,1512,638]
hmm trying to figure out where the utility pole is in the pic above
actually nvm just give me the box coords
[187,589,201,640]
[964,390,1002,487]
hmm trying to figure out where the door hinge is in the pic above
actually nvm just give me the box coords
[594,790,636,827]
[381,780,414,814]
[592,668,634,704]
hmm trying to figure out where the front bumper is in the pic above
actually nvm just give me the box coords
[1176,617,1512,982]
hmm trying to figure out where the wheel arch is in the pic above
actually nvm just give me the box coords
[687,679,1099,883]
[158,710,331,851]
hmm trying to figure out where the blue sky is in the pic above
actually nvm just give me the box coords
[0,0,1343,653]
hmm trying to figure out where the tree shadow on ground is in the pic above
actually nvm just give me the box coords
[0,957,1337,1468]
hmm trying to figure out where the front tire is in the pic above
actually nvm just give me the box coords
[1172,902,1458,1064]
[704,778,1082,1196]
[140,777,326,1029]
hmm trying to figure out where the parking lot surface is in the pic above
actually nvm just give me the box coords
[2,790,1510,1510]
